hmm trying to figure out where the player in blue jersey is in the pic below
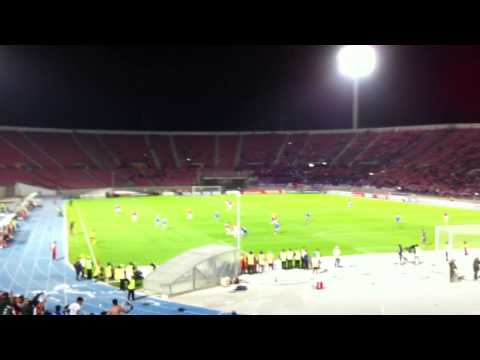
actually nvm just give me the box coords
[273,220,281,235]
[161,217,168,230]
[213,211,220,222]
[395,214,401,224]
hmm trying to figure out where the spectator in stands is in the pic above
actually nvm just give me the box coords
[0,292,12,315]
[67,297,84,315]
[52,305,64,315]
[108,299,126,315]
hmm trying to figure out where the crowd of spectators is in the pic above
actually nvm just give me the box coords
[0,291,135,315]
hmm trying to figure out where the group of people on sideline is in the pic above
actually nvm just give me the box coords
[240,245,342,274]
[73,255,143,301]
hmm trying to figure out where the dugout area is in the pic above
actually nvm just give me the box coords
[143,245,240,296]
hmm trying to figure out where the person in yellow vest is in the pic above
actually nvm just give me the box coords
[286,249,294,270]
[79,255,87,279]
[115,265,122,281]
[105,263,113,282]
[258,251,266,273]
[93,263,100,281]
[294,249,301,269]
[279,249,287,270]
[247,251,255,274]
[125,262,134,280]
[127,277,136,301]
[85,257,93,280]
[266,250,274,271]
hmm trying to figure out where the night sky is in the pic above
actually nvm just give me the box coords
[0,45,480,132]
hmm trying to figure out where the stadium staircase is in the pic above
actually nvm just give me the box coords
[234,135,244,168]
[214,135,220,167]
[331,133,359,165]
[22,132,64,169]
[97,134,122,167]
[348,133,381,167]
[169,135,181,168]
[72,131,105,170]
[0,133,42,168]
[274,134,290,166]
[145,135,161,169]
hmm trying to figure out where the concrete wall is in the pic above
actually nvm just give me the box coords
[14,183,57,197]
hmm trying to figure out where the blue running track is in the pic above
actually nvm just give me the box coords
[0,199,222,315]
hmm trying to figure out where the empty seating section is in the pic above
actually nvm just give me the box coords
[149,135,176,169]
[75,133,118,169]
[0,135,30,166]
[100,134,149,165]
[240,134,285,165]
[175,135,215,168]
[0,127,480,195]
[1,131,60,169]
[27,132,93,168]
[303,133,353,163]
[278,133,309,166]
[335,132,377,165]
[217,135,239,170]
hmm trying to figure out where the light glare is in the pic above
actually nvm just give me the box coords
[337,45,376,79]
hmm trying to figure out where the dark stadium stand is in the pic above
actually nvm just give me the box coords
[1,125,480,196]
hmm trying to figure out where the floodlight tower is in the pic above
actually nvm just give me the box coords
[337,45,377,129]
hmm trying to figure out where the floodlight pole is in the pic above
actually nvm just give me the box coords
[353,78,359,130]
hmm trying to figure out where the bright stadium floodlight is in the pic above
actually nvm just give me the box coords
[308,163,315,168]
[337,45,377,129]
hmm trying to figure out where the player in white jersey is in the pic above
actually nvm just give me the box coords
[348,199,352,208]
[131,211,138,223]
[161,217,168,230]
[114,205,121,215]
[187,208,193,220]
[444,211,449,224]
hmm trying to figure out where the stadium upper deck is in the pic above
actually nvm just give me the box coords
[0,123,479,197]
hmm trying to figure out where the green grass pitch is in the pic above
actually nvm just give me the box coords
[66,194,480,266]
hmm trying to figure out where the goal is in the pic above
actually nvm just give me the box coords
[435,225,480,252]
[191,186,223,195]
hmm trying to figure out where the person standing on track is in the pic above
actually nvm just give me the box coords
[127,278,136,301]
[279,249,287,270]
[74,259,83,281]
[50,241,57,261]
[333,245,341,268]
[473,257,480,281]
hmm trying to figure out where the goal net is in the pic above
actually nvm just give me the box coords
[191,186,222,195]
[435,225,480,252]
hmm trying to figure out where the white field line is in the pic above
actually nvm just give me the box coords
[74,203,98,269]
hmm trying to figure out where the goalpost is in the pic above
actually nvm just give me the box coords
[435,225,480,252]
